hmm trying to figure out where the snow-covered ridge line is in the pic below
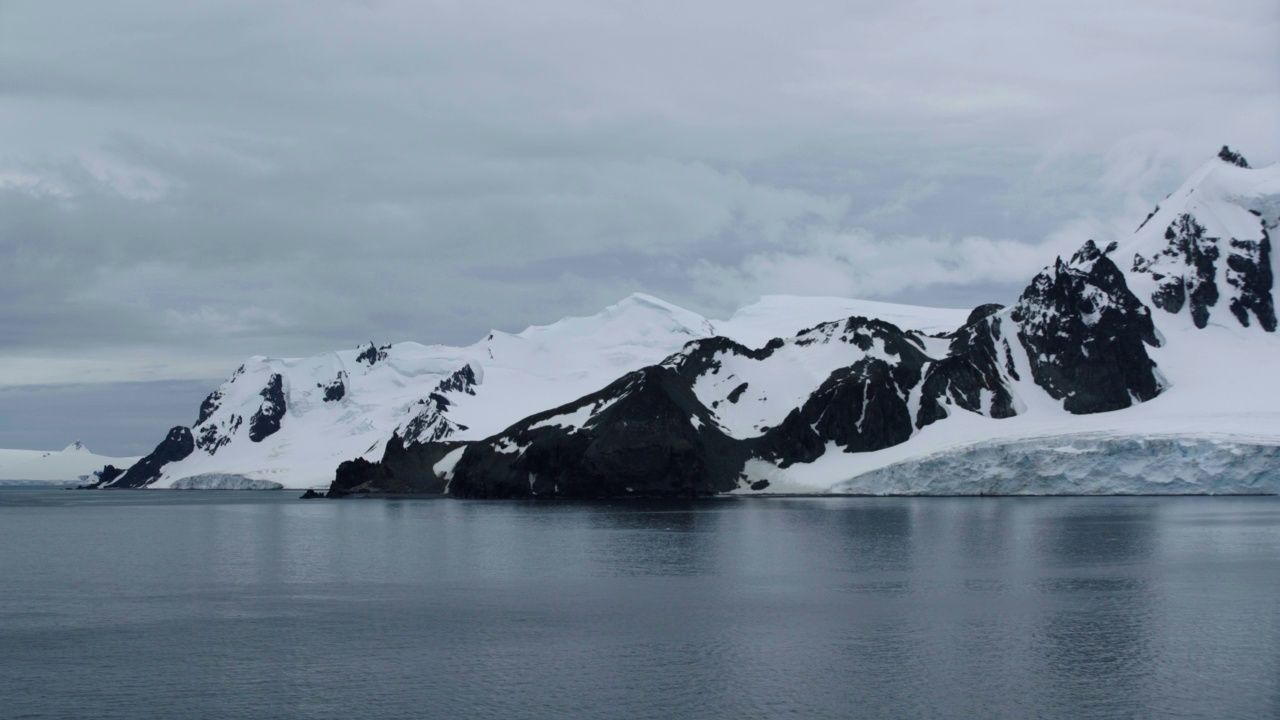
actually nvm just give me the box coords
[95,148,1280,496]
[98,290,939,489]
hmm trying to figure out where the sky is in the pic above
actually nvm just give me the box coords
[1,0,1277,454]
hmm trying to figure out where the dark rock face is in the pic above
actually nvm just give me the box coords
[1137,214,1220,327]
[99,464,125,485]
[356,342,391,367]
[1136,204,1161,232]
[965,303,1004,327]
[751,318,931,466]
[329,436,461,496]
[196,390,223,425]
[726,382,749,404]
[448,366,745,498]
[248,374,286,442]
[331,457,382,495]
[401,393,469,443]
[108,427,195,488]
[917,312,1017,428]
[194,374,243,455]
[755,357,922,467]
[398,364,480,445]
[196,414,240,455]
[1218,145,1250,168]
[792,316,924,355]
[1132,210,1275,332]
[437,364,479,395]
[81,464,126,488]
[299,489,325,499]
[1012,240,1162,414]
[319,372,346,402]
[1225,229,1277,331]
[665,336,780,384]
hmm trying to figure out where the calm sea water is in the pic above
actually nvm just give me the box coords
[1,489,1277,719]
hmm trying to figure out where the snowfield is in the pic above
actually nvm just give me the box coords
[0,442,140,484]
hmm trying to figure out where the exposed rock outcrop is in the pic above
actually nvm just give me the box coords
[105,427,195,488]
[449,366,745,498]
[916,310,1017,428]
[248,374,286,442]
[329,436,462,496]
[1012,240,1163,414]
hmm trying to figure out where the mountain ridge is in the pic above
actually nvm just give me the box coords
[91,148,1280,495]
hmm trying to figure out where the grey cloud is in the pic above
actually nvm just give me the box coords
[0,381,214,457]
[0,0,1276,454]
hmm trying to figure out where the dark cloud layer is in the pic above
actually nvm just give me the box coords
[0,1,1276,449]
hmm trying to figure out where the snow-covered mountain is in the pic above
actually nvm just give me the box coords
[94,147,1280,495]
[0,442,140,485]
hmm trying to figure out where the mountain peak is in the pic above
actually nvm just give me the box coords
[615,292,674,308]
[507,292,714,344]
[63,440,87,453]
[606,293,702,322]
[1217,145,1250,169]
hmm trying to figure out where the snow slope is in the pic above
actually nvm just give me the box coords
[121,292,956,489]
[0,442,140,484]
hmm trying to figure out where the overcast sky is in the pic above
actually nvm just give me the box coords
[2,0,1277,453]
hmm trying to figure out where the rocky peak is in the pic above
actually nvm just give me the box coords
[1133,214,1220,327]
[398,364,484,446]
[916,311,1020,428]
[248,374,286,442]
[437,363,480,395]
[662,335,779,383]
[1131,212,1275,331]
[318,372,347,402]
[107,427,195,488]
[401,393,470,445]
[1069,239,1119,267]
[1013,242,1162,414]
[1218,145,1249,169]
[196,389,224,426]
[356,342,391,367]
[964,303,1004,327]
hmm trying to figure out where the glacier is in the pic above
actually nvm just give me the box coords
[828,435,1280,496]
[169,474,284,490]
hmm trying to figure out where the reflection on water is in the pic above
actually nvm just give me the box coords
[1,490,1277,719]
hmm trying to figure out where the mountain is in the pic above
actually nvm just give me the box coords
[93,148,1280,495]
[0,442,141,485]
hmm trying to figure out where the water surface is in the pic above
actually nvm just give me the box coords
[2,489,1278,719]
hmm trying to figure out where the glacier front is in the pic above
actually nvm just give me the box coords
[828,435,1280,496]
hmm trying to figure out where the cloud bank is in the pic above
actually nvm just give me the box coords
[0,0,1276,394]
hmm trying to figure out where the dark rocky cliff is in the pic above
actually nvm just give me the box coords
[448,366,747,498]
